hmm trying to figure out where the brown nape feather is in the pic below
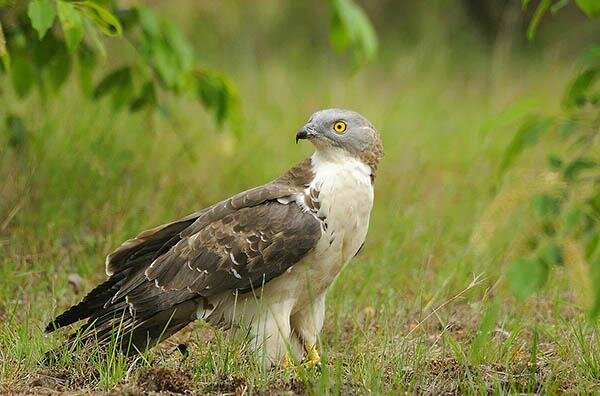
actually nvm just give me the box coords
[275,158,314,187]
[358,128,384,182]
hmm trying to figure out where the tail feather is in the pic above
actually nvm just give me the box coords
[45,215,201,356]
[61,299,198,355]
[45,271,129,333]
[46,271,200,356]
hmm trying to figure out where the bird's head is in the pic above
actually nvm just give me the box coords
[296,108,383,172]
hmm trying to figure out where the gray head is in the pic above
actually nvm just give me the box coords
[296,108,383,171]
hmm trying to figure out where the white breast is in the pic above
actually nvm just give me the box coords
[299,150,374,288]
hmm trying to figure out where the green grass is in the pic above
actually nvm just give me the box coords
[2,32,600,393]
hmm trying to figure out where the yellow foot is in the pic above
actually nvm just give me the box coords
[282,352,293,369]
[302,344,321,368]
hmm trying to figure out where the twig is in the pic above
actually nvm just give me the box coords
[1,200,23,232]
[405,273,485,339]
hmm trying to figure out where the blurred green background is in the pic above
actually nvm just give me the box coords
[2,1,600,393]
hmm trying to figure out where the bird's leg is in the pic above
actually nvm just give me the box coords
[281,344,319,368]
[289,293,326,368]
[249,306,292,369]
[282,351,293,369]
[302,343,321,367]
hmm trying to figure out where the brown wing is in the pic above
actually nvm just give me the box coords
[45,159,318,351]
[105,183,300,277]
[147,201,321,294]
[111,201,321,304]
[53,201,319,352]
[105,158,314,277]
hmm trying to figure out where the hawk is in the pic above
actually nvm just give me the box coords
[46,108,383,367]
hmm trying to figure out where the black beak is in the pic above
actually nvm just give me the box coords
[296,125,315,144]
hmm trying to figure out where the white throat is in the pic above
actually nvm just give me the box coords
[311,148,372,180]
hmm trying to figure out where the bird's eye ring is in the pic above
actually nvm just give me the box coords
[333,121,347,134]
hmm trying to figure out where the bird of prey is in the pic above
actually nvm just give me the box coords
[45,108,383,367]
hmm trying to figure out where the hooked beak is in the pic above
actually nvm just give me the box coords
[296,124,316,144]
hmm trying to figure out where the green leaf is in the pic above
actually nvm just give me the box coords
[590,253,600,317]
[195,68,242,136]
[529,326,539,382]
[563,158,597,181]
[31,32,62,68]
[93,66,133,109]
[478,99,538,135]
[136,7,194,91]
[562,207,585,234]
[589,90,600,104]
[0,21,9,71]
[327,0,378,66]
[469,301,499,364]
[10,57,36,98]
[550,0,570,13]
[57,0,84,53]
[538,243,562,267]
[575,0,600,16]
[589,234,600,317]
[578,46,600,67]
[547,154,563,170]
[94,67,128,98]
[498,117,553,176]
[46,47,71,93]
[588,191,600,217]
[506,257,549,300]
[527,0,551,40]
[542,220,556,237]
[585,230,600,259]
[558,118,578,137]
[129,81,156,112]
[5,114,27,149]
[563,67,599,109]
[137,7,160,37]
[77,44,96,96]
[84,17,107,59]
[74,1,122,36]
[28,0,57,39]
[531,193,561,219]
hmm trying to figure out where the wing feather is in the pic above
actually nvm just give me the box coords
[45,159,317,353]
[144,201,321,295]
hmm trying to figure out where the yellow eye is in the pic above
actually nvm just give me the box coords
[333,121,347,133]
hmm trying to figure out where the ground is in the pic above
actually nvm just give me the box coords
[2,25,600,394]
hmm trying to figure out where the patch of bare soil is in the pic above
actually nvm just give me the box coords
[417,356,573,394]
[262,378,307,395]
[27,368,94,393]
[203,374,247,395]
[136,366,193,394]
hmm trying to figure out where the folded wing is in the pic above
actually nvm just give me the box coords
[45,167,321,352]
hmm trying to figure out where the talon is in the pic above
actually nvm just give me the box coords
[282,352,292,369]
[302,343,321,368]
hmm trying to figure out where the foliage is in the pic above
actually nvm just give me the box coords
[523,0,600,40]
[1,0,377,137]
[494,2,600,315]
[327,0,378,67]
[1,0,242,134]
